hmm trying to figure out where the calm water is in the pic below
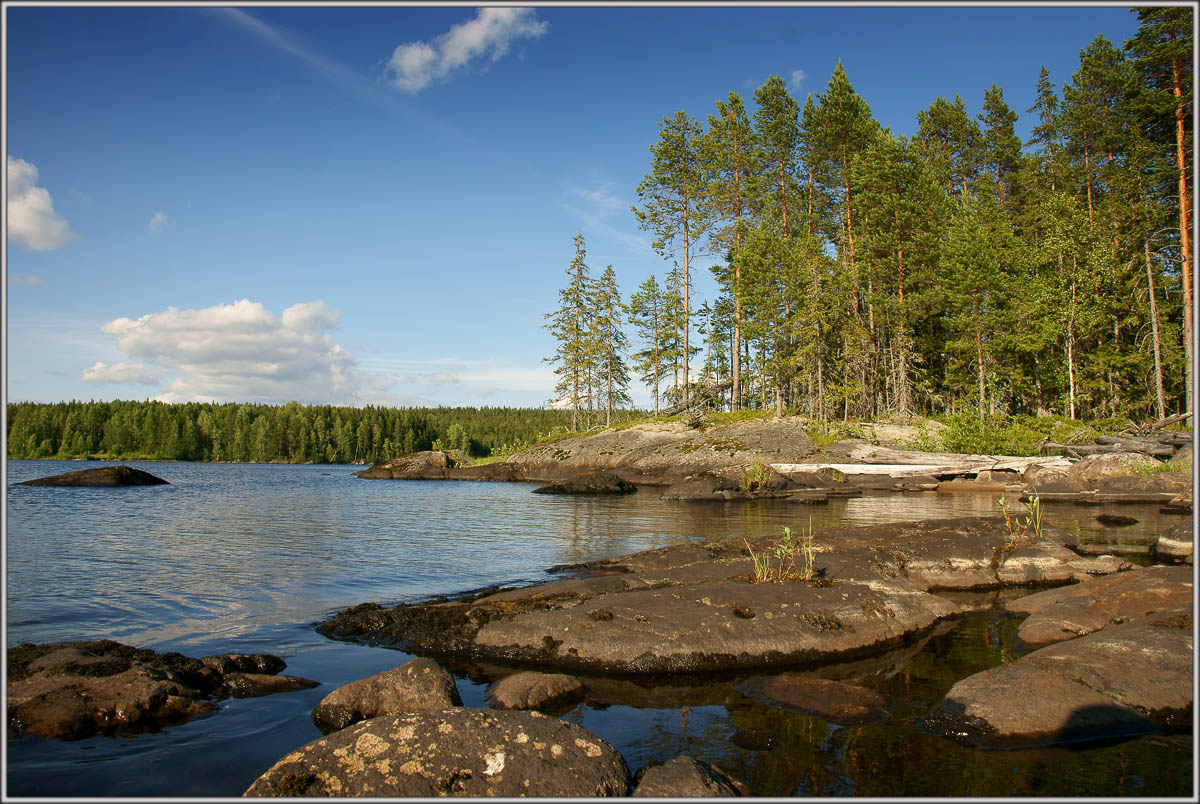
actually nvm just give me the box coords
[4,459,1193,798]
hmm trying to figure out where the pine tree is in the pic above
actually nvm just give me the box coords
[591,265,631,426]
[634,110,711,407]
[545,232,595,431]
[979,84,1023,209]
[628,275,669,416]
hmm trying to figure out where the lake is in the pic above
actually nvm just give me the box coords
[4,459,1192,797]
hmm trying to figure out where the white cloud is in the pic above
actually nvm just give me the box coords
[82,361,161,386]
[387,7,548,93]
[7,155,76,250]
[94,298,374,405]
[559,182,652,255]
[363,356,556,400]
[148,210,172,235]
[8,273,44,286]
[790,69,807,89]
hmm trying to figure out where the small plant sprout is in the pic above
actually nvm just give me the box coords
[744,523,818,582]
[998,492,1043,551]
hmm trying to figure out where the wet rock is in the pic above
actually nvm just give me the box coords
[311,657,462,734]
[486,671,585,711]
[1008,565,1193,651]
[223,672,318,698]
[737,675,889,725]
[1025,468,1089,495]
[1096,513,1139,527]
[924,613,1192,748]
[632,756,743,797]
[1154,520,1194,565]
[244,709,632,797]
[532,472,637,495]
[18,465,168,487]
[355,451,468,480]
[1095,472,1191,499]
[201,653,287,675]
[6,640,310,740]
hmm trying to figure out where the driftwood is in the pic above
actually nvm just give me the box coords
[1118,412,1193,437]
[1044,442,1177,458]
[773,447,1072,480]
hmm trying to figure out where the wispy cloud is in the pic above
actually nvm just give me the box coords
[361,356,556,400]
[7,155,76,250]
[790,69,807,89]
[213,7,391,111]
[386,8,548,93]
[8,273,44,286]
[148,210,172,235]
[559,182,652,256]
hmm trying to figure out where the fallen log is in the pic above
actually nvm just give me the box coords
[1044,442,1176,458]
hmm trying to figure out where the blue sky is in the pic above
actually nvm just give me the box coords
[5,3,1144,409]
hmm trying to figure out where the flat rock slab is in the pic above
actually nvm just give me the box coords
[737,675,889,725]
[486,671,585,711]
[318,516,1135,675]
[632,756,744,797]
[924,613,1192,748]
[18,465,168,486]
[312,657,462,734]
[7,640,315,740]
[244,709,632,797]
[1008,565,1193,650]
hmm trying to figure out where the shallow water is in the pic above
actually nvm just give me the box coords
[4,459,1193,797]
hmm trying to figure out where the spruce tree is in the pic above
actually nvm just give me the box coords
[544,232,595,431]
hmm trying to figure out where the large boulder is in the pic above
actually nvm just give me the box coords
[486,672,585,712]
[244,709,632,797]
[311,657,461,734]
[1008,565,1192,650]
[1168,444,1193,469]
[7,640,314,740]
[632,756,743,797]
[1154,520,1194,564]
[923,612,1192,748]
[18,465,168,487]
[532,472,637,495]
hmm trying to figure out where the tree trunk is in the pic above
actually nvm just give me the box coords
[1068,274,1077,420]
[682,195,691,408]
[1146,240,1167,420]
[1172,51,1194,415]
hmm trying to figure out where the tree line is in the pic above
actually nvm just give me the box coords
[5,400,572,463]
[547,7,1193,427]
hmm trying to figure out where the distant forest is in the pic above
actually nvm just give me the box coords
[5,400,573,463]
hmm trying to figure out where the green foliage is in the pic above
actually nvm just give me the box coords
[740,458,769,492]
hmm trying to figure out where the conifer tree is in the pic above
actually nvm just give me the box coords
[592,265,632,426]
[628,275,669,415]
[544,232,595,430]
[635,110,711,407]
[979,84,1023,208]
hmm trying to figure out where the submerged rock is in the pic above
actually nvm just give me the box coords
[355,451,470,480]
[532,472,637,495]
[486,671,585,712]
[244,709,632,797]
[311,657,461,735]
[18,465,168,487]
[738,674,889,725]
[7,640,315,740]
[924,612,1192,748]
[1154,520,1194,564]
